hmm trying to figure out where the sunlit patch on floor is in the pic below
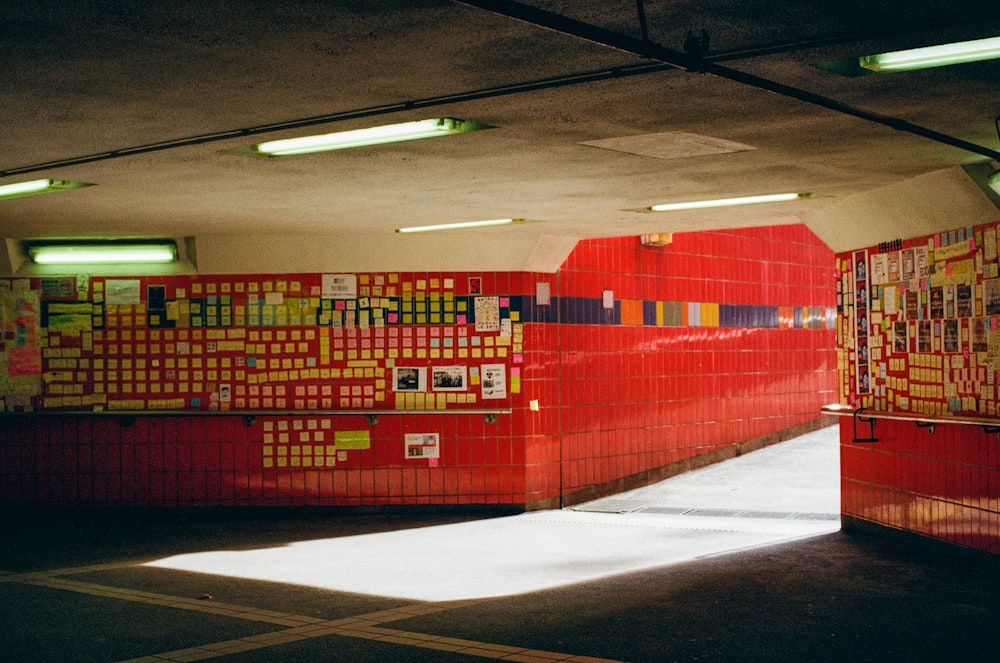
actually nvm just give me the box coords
[145,510,838,602]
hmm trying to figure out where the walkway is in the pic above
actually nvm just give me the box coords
[2,424,998,662]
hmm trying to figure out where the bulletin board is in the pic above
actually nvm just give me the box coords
[0,280,42,409]
[837,220,1000,417]
[0,272,523,413]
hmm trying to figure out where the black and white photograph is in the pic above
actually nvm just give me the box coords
[392,366,427,392]
[432,365,467,392]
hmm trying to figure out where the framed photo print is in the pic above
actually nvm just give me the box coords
[392,366,427,392]
[432,365,467,391]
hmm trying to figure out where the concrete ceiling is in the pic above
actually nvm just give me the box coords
[2,0,1000,274]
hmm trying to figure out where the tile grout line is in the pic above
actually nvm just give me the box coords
[8,568,623,663]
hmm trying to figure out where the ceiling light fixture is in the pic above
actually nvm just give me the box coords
[859,36,1000,72]
[648,192,810,212]
[26,240,178,265]
[0,178,92,200]
[989,171,1000,196]
[253,118,489,156]
[396,218,527,234]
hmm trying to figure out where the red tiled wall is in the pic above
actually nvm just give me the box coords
[1,224,837,508]
[840,420,1000,555]
[521,226,837,505]
[835,223,1000,555]
[0,413,527,506]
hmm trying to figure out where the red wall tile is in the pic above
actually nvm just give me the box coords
[2,224,835,510]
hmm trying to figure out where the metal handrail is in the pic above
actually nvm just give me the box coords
[0,408,512,426]
[821,403,1000,442]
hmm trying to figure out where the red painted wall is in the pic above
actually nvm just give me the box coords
[1,224,836,509]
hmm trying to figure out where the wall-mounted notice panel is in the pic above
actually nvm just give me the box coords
[0,272,523,413]
[837,220,1000,417]
[0,280,42,407]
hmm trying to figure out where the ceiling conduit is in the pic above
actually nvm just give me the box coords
[3,4,998,178]
[455,0,1000,162]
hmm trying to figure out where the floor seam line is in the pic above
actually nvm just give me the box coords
[10,563,625,663]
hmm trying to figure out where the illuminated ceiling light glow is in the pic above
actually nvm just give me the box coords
[648,192,809,212]
[27,241,178,265]
[989,171,1000,196]
[0,179,92,200]
[396,218,527,234]
[859,36,1000,72]
[254,118,488,156]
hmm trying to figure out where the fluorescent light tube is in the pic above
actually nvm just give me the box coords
[28,242,178,265]
[989,171,1000,196]
[255,118,487,156]
[396,218,524,234]
[0,179,91,200]
[859,36,1000,72]
[648,193,808,212]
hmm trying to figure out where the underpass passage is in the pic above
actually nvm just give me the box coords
[571,425,840,526]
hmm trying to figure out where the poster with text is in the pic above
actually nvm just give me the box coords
[474,296,500,332]
[853,250,871,395]
[405,433,440,459]
[480,363,507,399]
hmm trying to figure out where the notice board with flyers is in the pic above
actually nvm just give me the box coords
[0,272,522,413]
[837,220,1000,417]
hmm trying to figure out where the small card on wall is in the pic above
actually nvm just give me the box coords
[536,282,551,305]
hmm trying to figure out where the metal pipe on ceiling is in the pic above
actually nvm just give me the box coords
[454,0,1000,162]
[2,5,998,178]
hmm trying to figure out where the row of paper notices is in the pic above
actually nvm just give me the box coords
[839,220,1000,415]
[88,273,490,299]
[394,392,479,409]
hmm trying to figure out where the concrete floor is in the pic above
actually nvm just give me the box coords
[2,424,998,662]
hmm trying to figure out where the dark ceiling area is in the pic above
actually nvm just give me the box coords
[2,1,999,273]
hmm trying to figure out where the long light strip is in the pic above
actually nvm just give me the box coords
[396,218,524,234]
[648,192,809,212]
[989,172,1000,196]
[0,179,91,200]
[254,118,486,156]
[859,36,1000,72]
[27,242,178,265]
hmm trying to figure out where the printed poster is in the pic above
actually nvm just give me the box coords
[405,433,440,459]
[870,253,888,285]
[393,366,427,392]
[893,321,908,353]
[431,365,466,391]
[886,251,901,282]
[481,363,507,399]
[321,273,358,299]
[0,287,42,399]
[104,279,141,306]
[474,296,500,332]
[853,250,871,395]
